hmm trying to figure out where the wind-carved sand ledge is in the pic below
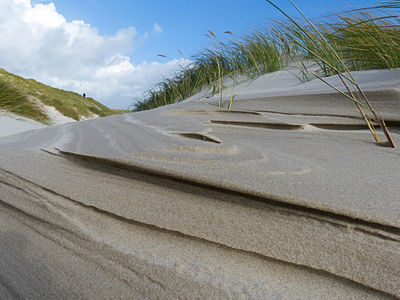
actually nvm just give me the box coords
[0,69,399,299]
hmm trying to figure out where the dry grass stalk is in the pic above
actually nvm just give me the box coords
[269,0,396,147]
[207,29,223,107]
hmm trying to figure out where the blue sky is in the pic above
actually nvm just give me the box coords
[0,0,377,108]
[49,0,376,63]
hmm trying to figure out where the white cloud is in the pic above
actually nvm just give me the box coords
[0,0,188,108]
[153,22,163,34]
[23,3,65,28]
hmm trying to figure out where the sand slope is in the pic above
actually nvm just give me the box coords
[0,111,45,138]
[0,69,399,298]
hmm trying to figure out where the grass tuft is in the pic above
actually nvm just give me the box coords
[133,2,399,146]
[132,27,287,111]
[267,0,395,147]
[0,80,50,123]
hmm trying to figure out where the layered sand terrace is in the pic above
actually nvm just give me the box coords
[0,68,399,298]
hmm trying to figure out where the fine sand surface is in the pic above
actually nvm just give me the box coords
[0,103,99,138]
[0,111,45,138]
[0,107,76,138]
[0,69,399,299]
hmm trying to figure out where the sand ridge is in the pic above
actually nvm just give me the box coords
[0,68,399,298]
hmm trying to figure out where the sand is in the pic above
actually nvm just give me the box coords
[0,106,77,139]
[0,111,45,138]
[0,68,399,299]
[41,105,76,124]
[0,103,100,139]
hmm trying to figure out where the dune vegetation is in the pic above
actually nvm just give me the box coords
[133,2,400,112]
[0,80,49,123]
[268,0,397,147]
[0,68,122,124]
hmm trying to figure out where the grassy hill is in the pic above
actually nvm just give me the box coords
[0,68,125,124]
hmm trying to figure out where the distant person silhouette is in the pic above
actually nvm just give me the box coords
[83,93,86,98]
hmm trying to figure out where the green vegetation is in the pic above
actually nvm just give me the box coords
[133,1,399,147]
[0,68,122,124]
[0,80,49,123]
[133,28,286,111]
[133,2,400,114]
[276,3,400,77]
[267,0,396,147]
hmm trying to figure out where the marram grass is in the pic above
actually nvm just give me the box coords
[0,68,122,123]
[133,27,287,111]
[0,80,49,123]
[133,2,399,147]
[267,0,395,147]
[134,2,400,114]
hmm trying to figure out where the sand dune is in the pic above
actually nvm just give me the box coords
[0,69,399,298]
[0,111,45,138]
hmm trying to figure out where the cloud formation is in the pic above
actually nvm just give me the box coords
[0,0,188,108]
[153,22,163,34]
